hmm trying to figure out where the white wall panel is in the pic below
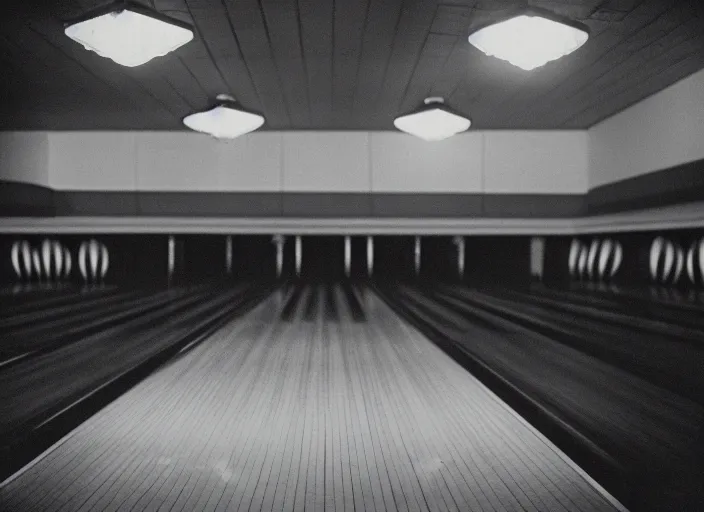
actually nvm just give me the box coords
[0,132,50,186]
[135,133,282,191]
[370,133,483,192]
[589,67,704,187]
[33,130,588,194]
[136,133,221,191]
[221,134,282,191]
[48,132,136,190]
[483,131,588,194]
[283,132,369,192]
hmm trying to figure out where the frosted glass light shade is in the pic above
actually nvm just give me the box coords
[64,3,194,67]
[468,13,588,71]
[183,100,265,139]
[394,99,471,141]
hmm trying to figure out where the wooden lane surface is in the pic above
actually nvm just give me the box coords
[0,285,626,511]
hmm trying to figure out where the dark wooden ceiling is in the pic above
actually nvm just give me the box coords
[1,0,703,130]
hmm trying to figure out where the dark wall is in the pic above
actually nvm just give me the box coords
[374,236,416,281]
[232,235,278,279]
[349,236,369,280]
[175,235,227,283]
[542,236,572,286]
[98,235,169,286]
[464,236,531,288]
[421,236,459,281]
[176,235,284,282]
[0,236,14,284]
[281,236,296,278]
[614,232,652,287]
[301,236,345,280]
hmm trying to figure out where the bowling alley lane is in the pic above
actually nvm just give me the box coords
[0,284,625,512]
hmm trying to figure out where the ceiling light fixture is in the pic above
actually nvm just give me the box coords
[468,9,589,71]
[393,98,471,141]
[183,94,265,139]
[64,1,194,67]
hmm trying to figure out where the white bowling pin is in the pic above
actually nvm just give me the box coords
[586,239,600,280]
[662,241,675,283]
[225,235,233,275]
[53,241,63,278]
[295,236,302,277]
[597,239,613,280]
[79,242,88,281]
[100,244,109,279]
[367,236,374,276]
[11,241,22,278]
[568,239,581,278]
[32,249,42,280]
[649,237,664,281]
[64,248,72,278]
[41,239,52,280]
[610,242,623,278]
[344,236,351,277]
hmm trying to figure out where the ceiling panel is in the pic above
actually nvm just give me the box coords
[0,0,702,130]
[181,1,259,112]
[398,33,457,114]
[260,0,311,126]
[331,0,367,126]
[299,0,333,126]
[223,0,291,127]
[351,0,404,124]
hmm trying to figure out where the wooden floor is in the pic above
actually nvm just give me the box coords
[0,285,626,511]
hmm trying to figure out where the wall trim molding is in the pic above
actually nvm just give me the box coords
[1,201,702,235]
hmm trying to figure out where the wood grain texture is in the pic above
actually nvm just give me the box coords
[0,285,624,511]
